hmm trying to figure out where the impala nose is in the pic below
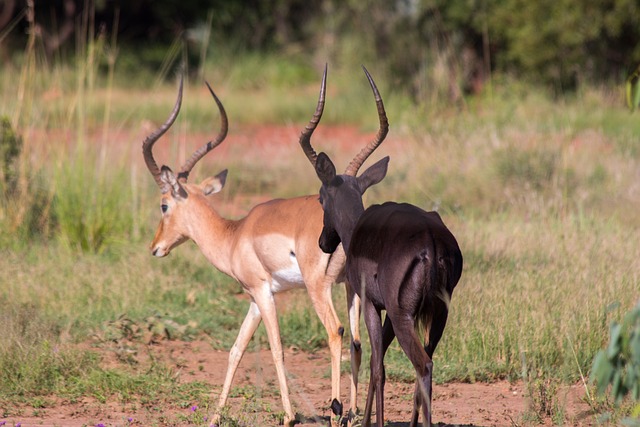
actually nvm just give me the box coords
[151,246,166,257]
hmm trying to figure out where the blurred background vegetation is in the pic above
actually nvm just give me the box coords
[2,0,640,95]
[1,1,639,425]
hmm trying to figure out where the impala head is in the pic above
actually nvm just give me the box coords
[142,75,229,257]
[299,66,390,254]
[316,153,389,254]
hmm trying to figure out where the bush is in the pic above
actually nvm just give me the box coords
[591,301,640,423]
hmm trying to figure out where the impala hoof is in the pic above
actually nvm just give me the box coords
[209,413,221,426]
[331,398,343,416]
[346,409,362,427]
[283,414,297,427]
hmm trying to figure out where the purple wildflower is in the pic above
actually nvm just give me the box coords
[96,424,105,427]
[191,405,198,412]
[0,421,6,426]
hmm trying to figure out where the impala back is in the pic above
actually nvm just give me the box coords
[345,202,463,316]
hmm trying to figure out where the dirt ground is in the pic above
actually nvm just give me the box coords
[2,340,595,427]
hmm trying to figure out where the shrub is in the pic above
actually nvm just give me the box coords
[591,301,640,423]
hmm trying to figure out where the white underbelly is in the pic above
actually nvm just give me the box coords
[270,254,304,293]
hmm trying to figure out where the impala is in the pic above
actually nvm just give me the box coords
[141,71,362,426]
[301,67,463,427]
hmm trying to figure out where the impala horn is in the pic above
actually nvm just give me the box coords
[343,66,389,177]
[178,81,228,183]
[142,75,229,191]
[299,64,327,167]
[142,75,184,190]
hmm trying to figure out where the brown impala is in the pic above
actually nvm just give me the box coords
[140,69,365,426]
[302,67,463,427]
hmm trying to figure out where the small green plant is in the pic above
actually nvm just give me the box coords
[590,300,640,424]
[525,372,565,425]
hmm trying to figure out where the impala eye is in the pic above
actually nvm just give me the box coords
[161,204,168,213]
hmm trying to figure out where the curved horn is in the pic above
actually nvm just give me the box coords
[344,66,389,177]
[298,64,327,167]
[142,75,184,189]
[177,81,229,182]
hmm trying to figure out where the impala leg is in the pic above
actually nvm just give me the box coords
[379,316,396,425]
[389,314,432,427]
[346,283,362,420]
[410,381,421,427]
[253,285,296,427]
[362,302,386,427]
[308,276,344,418]
[418,356,434,427]
[212,300,262,424]
[411,299,450,427]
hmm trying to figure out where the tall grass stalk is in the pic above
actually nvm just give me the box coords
[13,0,37,129]
[197,9,214,81]
[100,8,119,170]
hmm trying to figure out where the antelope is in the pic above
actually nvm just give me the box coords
[141,71,363,426]
[301,67,463,427]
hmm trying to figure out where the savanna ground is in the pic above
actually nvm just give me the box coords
[0,339,592,427]
[1,46,640,426]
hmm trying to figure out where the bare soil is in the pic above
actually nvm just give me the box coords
[2,340,595,427]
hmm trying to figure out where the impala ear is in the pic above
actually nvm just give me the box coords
[357,156,389,194]
[201,169,228,196]
[160,166,188,199]
[315,152,336,185]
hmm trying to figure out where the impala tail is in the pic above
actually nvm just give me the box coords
[418,230,463,354]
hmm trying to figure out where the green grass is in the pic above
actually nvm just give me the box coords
[0,293,214,419]
[1,39,639,424]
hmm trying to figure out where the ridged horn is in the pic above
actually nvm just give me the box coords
[344,66,389,176]
[177,81,229,182]
[298,64,327,167]
[142,75,184,190]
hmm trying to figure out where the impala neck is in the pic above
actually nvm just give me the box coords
[336,203,365,255]
[184,196,241,278]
